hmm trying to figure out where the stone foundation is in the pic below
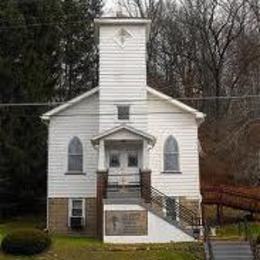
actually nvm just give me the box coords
[179,197,201,216]
[48,198,97,237]
[179,197,201,227]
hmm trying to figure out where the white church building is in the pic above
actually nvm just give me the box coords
[42,17,205,243]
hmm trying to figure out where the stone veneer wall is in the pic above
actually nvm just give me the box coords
[179,197,201,215]
[48,198,97,237]
[179,197,201,226]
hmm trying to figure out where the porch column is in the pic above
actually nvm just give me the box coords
[140,169,151,203]
[98,139,106,171]
[96,139,107,240]
[142,139,150,170]
[96,170,108,240]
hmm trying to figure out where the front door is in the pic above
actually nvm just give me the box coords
[107,145,140,187]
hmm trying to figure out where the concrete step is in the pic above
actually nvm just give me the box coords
[106,191,141,199]
[209,240,254,260]
[214,256,254,260]
[104,198,144,204]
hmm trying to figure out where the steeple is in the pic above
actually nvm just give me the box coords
[94,16,151,132]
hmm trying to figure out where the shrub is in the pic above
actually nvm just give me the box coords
[1,228,51,255]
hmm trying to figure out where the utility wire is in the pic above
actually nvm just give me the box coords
[1,109,260,118]
[0,94,259,107]
[0,12,98,30]
[0,10,92,21]
[0,19,88,30]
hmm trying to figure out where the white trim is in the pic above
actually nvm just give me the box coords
[163,135,180,172]
[67,137,84,173]
[91,124,156,145]
[41,87,99,120]
[146,86,205,120]
[117,105,130,120]
[41,85,205,122]
[68,198,86,227]
[94,18,151,42]
[94,18,151,26]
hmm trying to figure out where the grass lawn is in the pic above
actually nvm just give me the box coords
[215,222,260,240]
[0,217,204,260]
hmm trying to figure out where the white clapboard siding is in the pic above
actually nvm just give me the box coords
[147,92,200,199]
[99,101,147,132]
[99,24,147,132]
[48,93,99,198]
[47,18,201,203]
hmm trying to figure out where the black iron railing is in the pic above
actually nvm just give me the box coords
[105,171,201,236]
[141,183,201,230]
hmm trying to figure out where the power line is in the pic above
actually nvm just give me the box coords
[0,111,198,119]
[0,10,99,30]
[0,19,88,30]
[0,94,259,107]
[1,109,260,118]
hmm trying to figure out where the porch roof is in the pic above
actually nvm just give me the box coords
[91,124,156,146]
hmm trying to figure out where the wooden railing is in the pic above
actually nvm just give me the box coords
[201,185,260,213]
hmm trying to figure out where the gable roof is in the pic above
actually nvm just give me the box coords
[41,85,205,122]
[41,86,99,120]
[91,124,156,146]
[146,86,205,120]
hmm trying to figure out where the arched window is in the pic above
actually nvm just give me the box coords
[68,137,83,172]
[164,136,179,172]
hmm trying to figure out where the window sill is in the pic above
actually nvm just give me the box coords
[161,171,182,174]
[65,171,86,175]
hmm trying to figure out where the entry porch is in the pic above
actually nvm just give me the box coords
[91,125,156,198]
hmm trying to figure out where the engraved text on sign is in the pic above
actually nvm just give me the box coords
[105,210,148,236]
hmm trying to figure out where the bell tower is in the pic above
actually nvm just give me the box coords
[95,18,151,132]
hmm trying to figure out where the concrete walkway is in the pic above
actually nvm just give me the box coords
[206,240,254,260]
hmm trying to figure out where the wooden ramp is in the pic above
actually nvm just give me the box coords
[201,185,260,213]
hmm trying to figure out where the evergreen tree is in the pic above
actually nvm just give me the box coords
[60,0,102,99]
[0,0,62,214]
[0,0,103,216]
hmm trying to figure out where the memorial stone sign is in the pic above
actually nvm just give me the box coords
[105,210,148,236]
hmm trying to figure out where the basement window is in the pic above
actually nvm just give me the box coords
[117,105,130,120]
[68,198,85,229]
[71,199,84,217]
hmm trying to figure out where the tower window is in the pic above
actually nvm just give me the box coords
[117,105,130,120]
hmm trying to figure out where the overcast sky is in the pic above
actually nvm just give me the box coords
[104,0,117,9]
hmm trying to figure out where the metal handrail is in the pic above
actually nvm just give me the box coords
[141,183,200,228]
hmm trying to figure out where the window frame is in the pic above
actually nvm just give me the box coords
[67,137,84,175]
[165,197,180,222]
[117,105,130,121]
[127,150,139,168]
[68,198,86,227]
[163,135,181,173]
[109,151,121,168]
